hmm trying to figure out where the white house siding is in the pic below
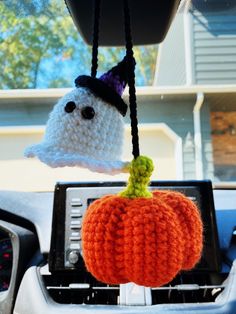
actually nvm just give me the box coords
[155,5,236,86]
[0,124,181,191]
[0,103,54,126]
[200,100,215,180]
[133,96,197,179]
[153,3,236,182]
[192,9,236,84]
[154,14,187,86]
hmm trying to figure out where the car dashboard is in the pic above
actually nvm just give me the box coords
[0,181,236,314]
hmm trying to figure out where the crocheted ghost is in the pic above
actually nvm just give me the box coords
[25,59,129,174]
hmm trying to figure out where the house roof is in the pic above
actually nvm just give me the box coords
[0,86,235,110]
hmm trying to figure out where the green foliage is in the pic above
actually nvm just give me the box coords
[98,46,158,86]
[0,1,157,89]
[0,1,83,89]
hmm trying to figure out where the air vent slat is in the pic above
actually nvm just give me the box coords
[42,271,227,305]
[152,284,225,291]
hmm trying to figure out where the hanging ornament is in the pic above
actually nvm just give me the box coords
[25,0,129,174]
[82,156,203,287]
[81,0,203,287]
[24,59,129,174]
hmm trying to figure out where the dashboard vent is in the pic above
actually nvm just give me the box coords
[151,273,226,304]
[43,271,119,305]
[42,269,226,305]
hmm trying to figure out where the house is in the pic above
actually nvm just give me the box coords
[154,0,236,181]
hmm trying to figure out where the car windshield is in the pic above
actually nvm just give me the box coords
[0,0,236,191]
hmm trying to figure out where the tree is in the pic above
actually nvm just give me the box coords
[97,45,158,86]
[0,1,157,89]
[0,0,88,89]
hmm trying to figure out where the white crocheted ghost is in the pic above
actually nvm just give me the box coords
[25,59,129,174]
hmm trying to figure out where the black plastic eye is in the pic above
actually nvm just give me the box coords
[65,101,76,113]
[81,106,95,120]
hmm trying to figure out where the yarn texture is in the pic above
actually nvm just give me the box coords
[82,156,203,287]
[25,58,130,174]
[25,88,129,174]
[119,156,153,198]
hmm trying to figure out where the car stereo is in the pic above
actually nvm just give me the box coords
[49,180,221,274]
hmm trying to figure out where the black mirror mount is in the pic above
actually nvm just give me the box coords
[65,0,181,46]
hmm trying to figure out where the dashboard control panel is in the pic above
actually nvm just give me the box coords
[49,180,221,274]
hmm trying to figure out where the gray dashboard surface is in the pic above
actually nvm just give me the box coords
[0,190,53,254]
[14,262,236,314]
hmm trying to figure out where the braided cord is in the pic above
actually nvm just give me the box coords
[123,0,140,159]
[91,0,101,78]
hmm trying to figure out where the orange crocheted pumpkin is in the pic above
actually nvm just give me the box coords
[82,156,203,287]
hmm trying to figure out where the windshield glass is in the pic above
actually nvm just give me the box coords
[0,0,236,191]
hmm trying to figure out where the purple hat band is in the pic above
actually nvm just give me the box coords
[98,57,128,96]
[74,57,128,116]
[99,72,126,96]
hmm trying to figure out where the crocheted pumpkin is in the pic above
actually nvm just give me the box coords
[82,156,203,287]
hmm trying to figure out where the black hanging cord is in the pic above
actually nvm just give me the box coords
[91,0,101,78]
[123,0,140,158]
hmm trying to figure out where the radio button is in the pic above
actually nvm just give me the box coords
[71,209,82,214]
[70,220,81,227]
[70,243,81,250]
[68,250,80,264]
[71,232,80,237]
[71,199,83,207]
[71,198,81,202]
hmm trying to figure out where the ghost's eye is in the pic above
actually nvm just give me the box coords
[65,101,76,113]
[81,106,95,120]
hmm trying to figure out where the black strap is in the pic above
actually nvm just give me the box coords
[90,0,139,158]
[91,0,101,78]
[123,0,140,159]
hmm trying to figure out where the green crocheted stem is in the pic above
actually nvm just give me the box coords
[119,156,154,199]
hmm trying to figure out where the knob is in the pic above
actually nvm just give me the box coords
[68,250,80,265]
